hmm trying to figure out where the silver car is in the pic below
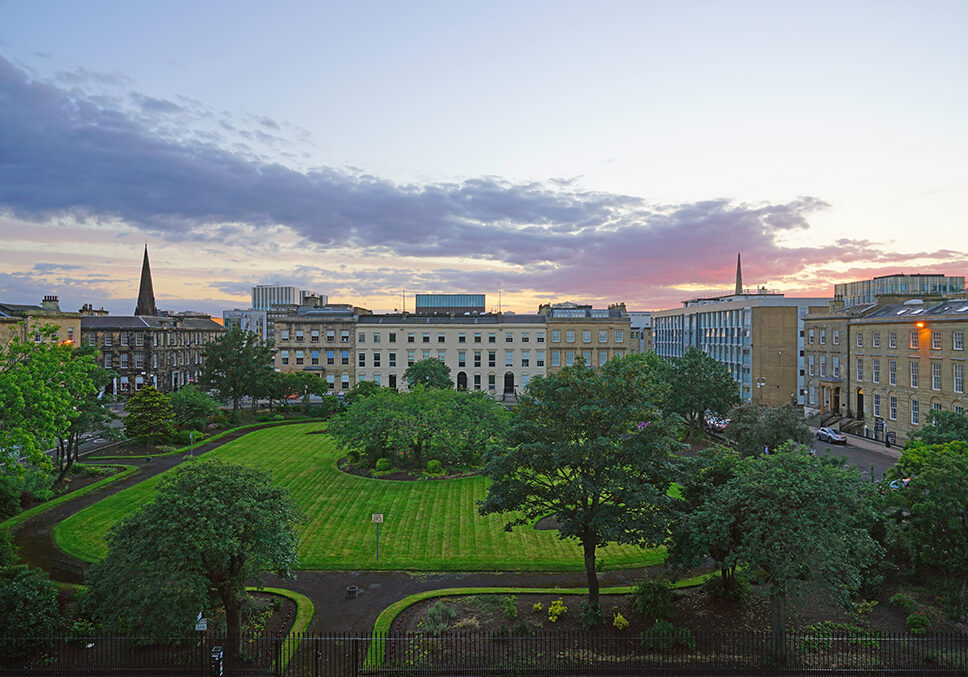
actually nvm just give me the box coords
[816,427,847,444]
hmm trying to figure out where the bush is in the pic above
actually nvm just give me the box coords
[423,602,456,635]
[580,600,603,628]
[511,621,535,637]
[641,620,696,653]
[503,595,517,620]
[890,592,918,611]
[613,611,629,630]
[375,458,392,472]
[170,429,205,446]
[702,571,751,604]
[629,576,673,619]
[0,565,61,657]
[0,527,16,567]
[907,612,930,636]
[346,450,360,464]
[547,599,567,623]
[532,602,543,613]
[427,459,443,474]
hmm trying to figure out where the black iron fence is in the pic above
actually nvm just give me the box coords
[2,630,967,676]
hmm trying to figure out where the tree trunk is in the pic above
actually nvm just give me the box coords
[582,531,600,612]
[54,432,79,485]
[218,583,245,672]
[770,592,787,663]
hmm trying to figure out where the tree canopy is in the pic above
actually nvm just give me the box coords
[726,403,812,455]
[404,358,453,389]
[907,410,968,445]
[199,326,274,411]
[169,384,219,431]
[123,385,176,443]
[479,354,682,619]
[84,460,303,661]
[660,347,739,439]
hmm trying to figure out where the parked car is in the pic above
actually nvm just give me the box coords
[816,427,847,444]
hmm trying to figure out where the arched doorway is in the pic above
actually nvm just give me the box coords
[457,371,467,390]
[504,372,514,394]
[856,388,864,419]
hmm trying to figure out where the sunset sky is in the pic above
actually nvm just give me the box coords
[1,1,965,316]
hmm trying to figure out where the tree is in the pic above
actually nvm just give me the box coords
[260,370,297,412]
[0,565,60,657]
[169,384,219,431]
[404,358,452,389]
[199,326,275,412]
[84,460,303,662]
[289,371,325,411]
[888,439,968,480]
[123,385,176,443]
[690,446,880,657]
[907,410,968,445]
[725,403,812,456]
[663,347,739,440]
[479,355,682,618]
[344,380,382,405]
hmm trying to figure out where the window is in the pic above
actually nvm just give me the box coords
[954,331,964,351]
[521,351,530,367]
[311,350,319,365]
[373,333,381,343]
[488,333,496,343]
[423,333,430,343]
[551,330,560,343]
[932,361,941,390]
[521,332,529,343]
[506,333,513,343]
[341,350,349,365]
[536,332,545,343]
[820,355,827,378]
[889,396,897,420]
[820,329,826,345]
[438,333,445,344]
[505,350,513,367]
[120,333,129,347]
[422,350,430,361]
[474,333,481,343]
[311,329,319,342]
[153,333,158,347]
[832,329,839,345]
[551,351,560,367]
[933,402,942,412]
[371,374,380,387]
[408,333,415,343]
[407,351,415,366]
[582,349,592,363]
[872,332,880,348]
[488,374,495,390]
[872,359,880,383]
[615,329,624,344]
[389,332,397,343]
[358,352,366,367]
[326,374,335,389]
[342,374,351,390]
[488,351,496,368]
[357,332,366,343]
[910,331,919,349]
[152,353,158,368]
[437,350,445,361]
[888,360,896,385]
[910,361,919,388]
[889,332,897,349]
[103,354,111,368]
[954,363,964,393]
[88,334,96,346]
[582,330,591,343]
[856,332,863,348]
[565,350,575,366]
[856,357,863,382]
[873,394,880,417]
[326,330,335,342]
[911,399,920,425]
[536,351,545,367]
[295,330,304,342]
[326,350,335,365]
[833,356,840,378]
[808,328,815,344]
[473,374,481,390]
[599,330,607,343]
[373,352,381,367]
[281,350,289,365]
[615,350,624,358]
[134,352,143,369]
[808,354,815,376]
[389,352,397,367]
[458,351,466,367]
[280,329,290,341]
[809,385,815,405]
[458,333,466,343]
[295,350,304,365]
[340,330,349,343]
[932,331,941,350]
[474,351,481,367]
[599,350,608,366]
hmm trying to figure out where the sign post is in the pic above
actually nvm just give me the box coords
[371,513,383,562]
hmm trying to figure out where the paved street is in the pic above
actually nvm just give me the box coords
[809,429,901,483]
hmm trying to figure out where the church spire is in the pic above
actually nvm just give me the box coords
[135,245,159,316]
[734,252,743,295]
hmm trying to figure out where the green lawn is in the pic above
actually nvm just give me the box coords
[54,423,667,571]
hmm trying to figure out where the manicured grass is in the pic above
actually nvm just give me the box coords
[54,423,668,572]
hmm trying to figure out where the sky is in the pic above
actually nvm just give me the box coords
[0,1,965,316]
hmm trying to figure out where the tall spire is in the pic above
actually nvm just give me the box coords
[734,252,743,295]
[135,245,159,316]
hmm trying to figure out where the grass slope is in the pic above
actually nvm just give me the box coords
[54,423,667,572]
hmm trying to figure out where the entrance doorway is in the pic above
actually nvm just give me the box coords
[504,372,514,394]
[457,372,467,390]
[856,388,864,419]
[833,387,841,414]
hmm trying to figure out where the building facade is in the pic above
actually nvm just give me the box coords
[251,285,327,311]
[835,274,965,309]
[271,306,367,392]
[0,296,82,348]
[223,309,269,340]
[538,303,634,374]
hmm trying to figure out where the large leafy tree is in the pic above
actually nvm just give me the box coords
[123,385,176,443]
[199,326,274,412]
[84,460,303,662]
[725,403,812,455]
[403,358,452,389]
[479,355,682,617]
[169,384,219,431]
[0,326,100,517]
[289,371,326,411]
[661,347,740,440]
[690,446,880,656]
[907,410,968,445]
[0,565,60,657]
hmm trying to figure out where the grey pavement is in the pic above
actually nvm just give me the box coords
[808,426,900,482]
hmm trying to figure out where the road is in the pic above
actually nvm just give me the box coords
[810,434,898,483]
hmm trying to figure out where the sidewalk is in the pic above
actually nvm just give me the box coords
[809,426,902,460]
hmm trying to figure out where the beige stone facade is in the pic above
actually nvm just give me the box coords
[0,297,82,349]
[271,307,366,392]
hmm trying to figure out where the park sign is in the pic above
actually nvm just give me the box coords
[371,513,384,524]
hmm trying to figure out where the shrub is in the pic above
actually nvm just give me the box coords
[613,611,629,631]
[0,528,16,567]
[889,592,918,611]
[424,602,456,635]
[511,621,535,637]
[547,599,567,623]
[532,602,543,613]
[641,620,696,653]
[375,458,392,472]
[580,600,603,628]
[629,576,673,619]
[170,429,205,446]
[0,565,61,657]
[702,572,751,604]
[503,595,517,620]
[346,450,360,464]
[427,459,443,474]
[907,612,930,636]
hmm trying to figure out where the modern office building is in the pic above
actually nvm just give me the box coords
[223,309,269,340]
[835,274,965,309]
[251,285,328,311]
[414,293,486,314]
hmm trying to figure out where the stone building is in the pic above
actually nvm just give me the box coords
[271,305,370,392]
[0,296,82,348]
[538,302,634,374]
